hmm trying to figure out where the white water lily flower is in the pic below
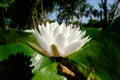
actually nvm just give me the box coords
[29,22,91,57]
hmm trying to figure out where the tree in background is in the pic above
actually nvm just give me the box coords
[85,0,120,29]
[101,0,108,26]
[34,0,55,24]
[74,0,91,26]
[7,0,36,30]
[1,0,119,30]
[0,0,56,30]
[109,0,120,21]
[54,0,92,26]
[0,0,14,29]
[98,0,120,29]
[85,4,98,21]
[54,0,80,24]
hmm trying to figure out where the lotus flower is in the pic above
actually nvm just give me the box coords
[28,22,91,57]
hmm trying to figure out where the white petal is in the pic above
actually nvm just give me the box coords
[60,23,66,28]
[46,22,50,34]
[38,25,41,33]
[33,29,49,52]
[73,26,80,32]
[80,36,91,44]
[67,24,72,29]
[30,52,42,73]
[32,22,91,57]
[63,41,83,57]
[63,35,91,57]
[39,25,52,43]
[79,31,86,39]
[55,33,67,48]
[42,23,45,28]
[53,24,64,39]
[67,31,80,44]
[62,24,71,37]
[52,21,59,28]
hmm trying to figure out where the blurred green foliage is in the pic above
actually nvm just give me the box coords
[0,43,34,61]
[32,62,66,80]
[0,29,36,44]
[82,28,101,39]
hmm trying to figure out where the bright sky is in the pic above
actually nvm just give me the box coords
[82,0,116,23]
[48,0,116,23]
[87,0,115,10]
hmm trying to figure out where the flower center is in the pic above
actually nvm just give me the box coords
[51,44,60,57]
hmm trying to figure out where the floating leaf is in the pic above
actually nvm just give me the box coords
[32,63,66,80]
[0,43,34,61]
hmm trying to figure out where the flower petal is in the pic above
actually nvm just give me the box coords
[67,31,80,44]
[33,29,49,52]
[53,24,64,39]
[31,22,91,57]
[79,31,86,39]
[28,42,50,57]
[46,22,50,34]
[80,36,91,45]
[63,41,83,57]
[55,33,67,48]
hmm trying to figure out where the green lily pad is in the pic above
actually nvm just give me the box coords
[32,62,66,80]
[0,43,34,61]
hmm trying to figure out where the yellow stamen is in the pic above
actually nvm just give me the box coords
[51,44,60,57]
